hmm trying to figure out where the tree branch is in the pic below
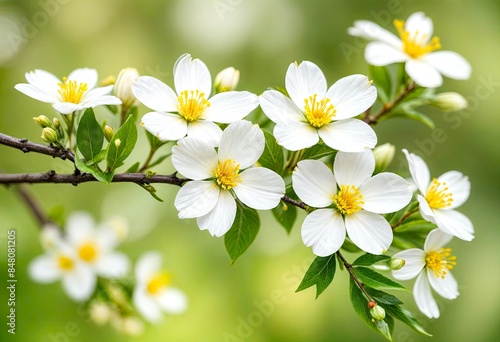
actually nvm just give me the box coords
[15,185,52,227]
[336,250,374,302]
[0,132,75,162]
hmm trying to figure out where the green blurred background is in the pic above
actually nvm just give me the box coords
[0,0,499,341]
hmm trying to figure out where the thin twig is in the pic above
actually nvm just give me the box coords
[15,185,52,226]
[281,194,309,210]
[0,132,75,162]
[336,250,374,302]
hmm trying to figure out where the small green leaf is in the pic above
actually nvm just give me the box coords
[106,115,138,172]
[353,253,391,267]
[76,108,104,162]
[300,144,336,161]
[340,238,362,253]
[375,319,392,341]
[137,184,164,202]
[75,156,111,185]
[258,129,284,173]
[125,162,140,173]
[296,254,336,298]
[385,305,432,337]
[148,153,172,169]
[353,267,409,292]
[369,65,392,102]
[272,201,297,234]
[224,203,260,264]
[364,287,403,306]
[145,130,166,149]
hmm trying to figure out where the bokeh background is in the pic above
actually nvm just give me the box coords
[1,0,499,341]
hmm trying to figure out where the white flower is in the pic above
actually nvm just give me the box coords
[133,252,187,323]
[172,120,285,237]
[64,212,130,278]
[259,61,377,152]
[292,150,412,255]
[114,67,140,108]
[29,241,96,301]
[348,12,471,88]
[132,53,258,146]
[15,68,122,114]
[392,228,459,318]
[403,149,474,241]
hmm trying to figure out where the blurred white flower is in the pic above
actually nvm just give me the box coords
[133,252,187,323]
[214,67,240,93]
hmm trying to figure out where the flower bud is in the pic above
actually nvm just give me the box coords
[428,92,467,111]
[89,301,112,325]
[114,67,140,107]
[33,115,52,128]
[52,118,61,129]
[389,257,405,270]
[370,303,386,321]
[104,125,115,142]
[121,316,145,336]
[114,139,121,148]
[41,127,58,143]
[373,143,395,172]
[214,67,240,93]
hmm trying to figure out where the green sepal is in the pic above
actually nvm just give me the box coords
[224,202,260,264]
[296,254,336,298]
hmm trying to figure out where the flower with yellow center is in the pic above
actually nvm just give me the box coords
[133,53,258,146]
[133,252,187,323]
[292,150,412,256]
[392,229,460,319]
[260,60,377,152]
[403,149,474,241]
[172,120,285,237]
[15,68,121,114]
[348,12,471,87]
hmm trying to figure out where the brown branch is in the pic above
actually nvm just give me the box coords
[15,185,52,226]
[281,194,309,211]
[336,250,374,302]
[0,132,75,162]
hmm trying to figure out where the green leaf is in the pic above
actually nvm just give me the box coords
[76,108,104,162]
[393,219,436,233]
[385,305,432,337]
[369,65,392,102]
[384,108,435,129]
[106,115,138,172]
[258,129,284,173]
[296,254,336,298]
[75,156,112,185]
[148,153,172,169]
[272,201,297,234]
[125,162,140,173]
[375,319,392,341]
[138,184,164,202]
[145,130,166,149]
[224,203,260,264]
[353,267,409,292]
[340,238,362,253]
[353,253,391,267]
[364,287,403,306]
[349,278,392,341]
[300,144,336,161]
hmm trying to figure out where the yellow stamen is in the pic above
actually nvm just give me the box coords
[146,271,170,295]
[333,185,364,215]
[58,77,88,103]
[426,248,457,279]
[394,19,441,58]
[78,242,98,262]
[177,90,210,122]
[58,255,74,271]
[426,178,453,209]
[214,159,242,190]
[303,94,336,128]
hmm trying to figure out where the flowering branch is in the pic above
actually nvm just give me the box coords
[0,132,75,162]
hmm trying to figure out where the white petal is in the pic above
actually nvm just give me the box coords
[68,68,98,89]
[66,212,95,244]
[28,255,61,283]
[391,249,426,280]
[171,137,218,179]
[158,288,188,314]
[95,253,130,278]
[417,194,438,224]
[432,209,474,241]
[25,69,60,92]
[174,181,219,219]
[285,61,327,108]
[62,264,96,301]
[364,41,408,66]
[14,84,57,103]
[132,76,178,112]
[81,85,113,101]
[218,121,264,168]
[259,90,304,125]
[52,102,85,114]
[360,173,412,214]
[402,149,430,195]
[292,160,336,208]
[427,268,459,300]
[202,91,258,123]
[405,12,433,43]
[423,51,471,80]
[301,209,346,257]
[174,53,211,96]
[83,95,122,108]
[196,189,236,237]
[414,271,440,319]
[234,168,285,210]
[437,171,470,209]
[133,287,162,323]
[142,112,188,141]
[274,121,319,151]
[326,74,377,120]
[347,20,402,47]
[334,150,374,187]
[424,228,454,252]
[135,251,162,283]
[345,211,392,254]
[319,119,377,152]
[405,59,443,88]
[186,120,223,146]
